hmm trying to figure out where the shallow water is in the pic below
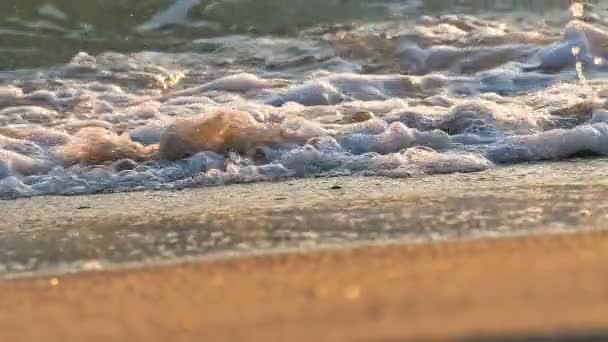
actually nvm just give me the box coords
[1,0,608,198]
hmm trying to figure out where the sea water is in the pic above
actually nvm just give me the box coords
[1,0,607,199]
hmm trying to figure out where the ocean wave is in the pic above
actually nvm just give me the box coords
[1,7,608,198]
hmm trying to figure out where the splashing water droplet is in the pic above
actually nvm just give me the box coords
[576,61,587,82]
[571,2,584,18]
[594,57,604,65]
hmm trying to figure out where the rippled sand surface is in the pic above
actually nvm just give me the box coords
[1,1,608,198]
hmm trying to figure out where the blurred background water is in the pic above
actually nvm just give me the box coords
[0,0,588,69]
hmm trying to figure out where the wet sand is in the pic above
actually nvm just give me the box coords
[1,230,608,342]
[1,160,608,341]
[3,159,608,276]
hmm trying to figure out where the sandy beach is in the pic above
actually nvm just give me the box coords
[2,231,608,342]
[1,160,608,341]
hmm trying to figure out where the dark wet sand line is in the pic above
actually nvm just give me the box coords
[2,230,608,342]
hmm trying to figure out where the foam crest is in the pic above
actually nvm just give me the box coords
[337,122,449,154]
[158,109,286,160]
[439,100,539,135]
[488,122,608,163]
[61,127,158,165]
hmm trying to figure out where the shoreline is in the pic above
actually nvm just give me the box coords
[2,159,608,277]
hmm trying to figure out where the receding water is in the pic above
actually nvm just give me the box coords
[1,0,608,199]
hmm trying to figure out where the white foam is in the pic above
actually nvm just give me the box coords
[2,13,608,198]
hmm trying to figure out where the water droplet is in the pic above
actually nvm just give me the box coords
[571,46,581,56]
[571,2,584,18]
